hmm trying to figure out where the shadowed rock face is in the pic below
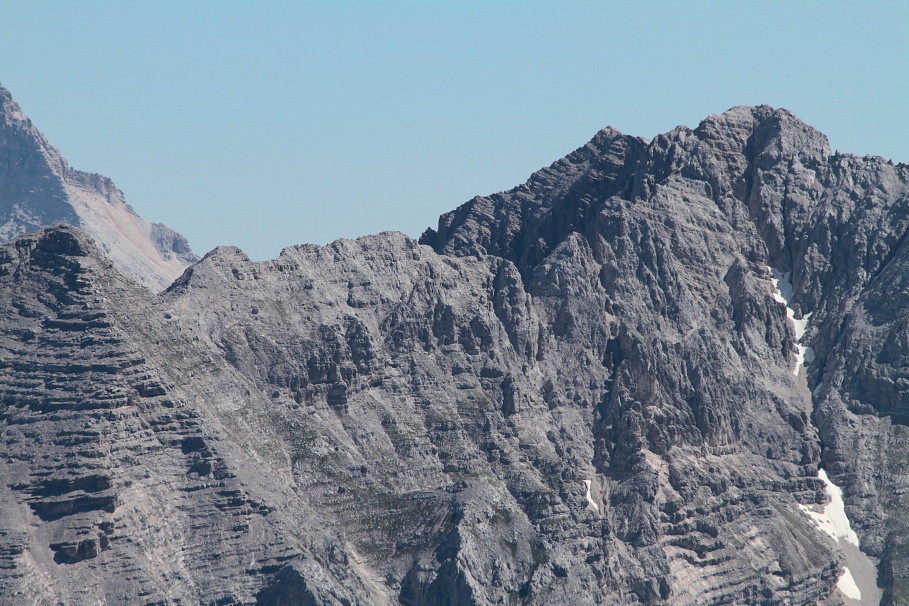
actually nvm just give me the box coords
[0,106,907,605]
[0,84,197,291]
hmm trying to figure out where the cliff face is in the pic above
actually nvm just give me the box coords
[0,84,197,291]
[0,106,907,605]
[423,105,909,603]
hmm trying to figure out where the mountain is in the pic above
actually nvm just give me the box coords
[0,84,197,291]
[0,105,907,605]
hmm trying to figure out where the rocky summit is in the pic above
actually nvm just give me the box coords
[0,84,197,292]
[0,104,907,605]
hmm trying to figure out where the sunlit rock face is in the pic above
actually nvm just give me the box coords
[0,84,197,291]
[1,105,908,605]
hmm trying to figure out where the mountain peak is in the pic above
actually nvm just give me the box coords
[0,83,197,291]
[694,104,831,158]
[0,84,28,125]
[424,106,889,282]
[2,96,909,604]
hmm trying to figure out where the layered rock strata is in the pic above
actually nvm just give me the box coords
[0,105,907,604]
[423,105,909,604]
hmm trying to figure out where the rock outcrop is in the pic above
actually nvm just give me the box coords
[1,105,907,604]
[0,84,197,291]
[423,105,909,604]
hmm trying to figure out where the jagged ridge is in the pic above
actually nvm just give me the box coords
[1,105,908,605]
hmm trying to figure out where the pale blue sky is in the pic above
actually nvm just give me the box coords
[0,1,906,259]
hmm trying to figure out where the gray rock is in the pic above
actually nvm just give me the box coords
[0,83,197,291]
[2,105,908,604]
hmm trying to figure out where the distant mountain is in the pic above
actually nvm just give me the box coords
[0,84,196,291]
[1,104,908,605]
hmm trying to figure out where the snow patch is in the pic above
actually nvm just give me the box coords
[803,346,816,364]
[838,566,862,601]
[767,267,813,375]
[768,267,879,603]
[769,267,794,304]
[798,469,860,547]
[790,312,810,342]
[799,471,871,602]
[583,480,599,513]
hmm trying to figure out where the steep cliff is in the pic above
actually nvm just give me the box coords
[424,105,909,604]
[1,106,907,605]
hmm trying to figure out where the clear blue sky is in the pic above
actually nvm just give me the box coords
[1,1,906,259]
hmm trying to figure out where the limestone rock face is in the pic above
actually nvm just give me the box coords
[0,84,197,291]
[1,106,907,605]
[424,105,909,604]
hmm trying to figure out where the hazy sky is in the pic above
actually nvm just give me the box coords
[0,1,906,259]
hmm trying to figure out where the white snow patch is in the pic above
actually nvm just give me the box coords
[767,267,813,375]
[799,469,876,602]
[798,469,860,546]
[803,345,816,364]
[769,267,880,603]
[790,312,811,342]
[838,566,862,600]
[583,479,599,513]
[769,267,794,304]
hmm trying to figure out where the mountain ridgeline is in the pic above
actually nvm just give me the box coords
[0,84,197,291]
[1,102,908,605]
